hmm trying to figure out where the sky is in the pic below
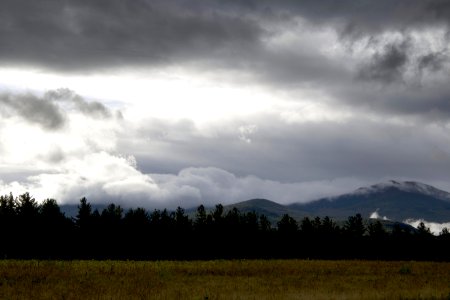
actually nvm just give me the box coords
[1,0,450,209]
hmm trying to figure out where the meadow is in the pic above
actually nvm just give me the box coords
[0,260,449,299]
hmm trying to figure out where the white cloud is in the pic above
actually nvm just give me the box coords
[0,91,120,172]
[0,156,366,209]
[404,219,450,235]
[238,124,257,144]
[369,209,390,220]
[0,152,158,204]
[1,85,450,212]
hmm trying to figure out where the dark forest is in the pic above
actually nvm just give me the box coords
[1,193,449,261]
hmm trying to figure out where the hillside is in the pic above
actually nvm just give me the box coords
[228,181,450,223]
[224,199,302,223]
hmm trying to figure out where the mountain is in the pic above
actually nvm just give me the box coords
[229,181,450,223]
[224,199,302,222]
[60,180,450,224]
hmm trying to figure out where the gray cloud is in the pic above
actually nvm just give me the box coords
[0,0,263,72]
[2,91,450,208]
[0,159,368,208]
[2,0,450,123]
[5,112,445,208]
[0,89,113,130]
[0,92,65,129]
[331,75,450,122]
[2,0,448,71]
[270,0,450,37]
[9,110,441,208]
[120,114,450,186]
[418,51,448,73]
[358,41,409,84]
[45,88,111,118]
[148,167,366,207]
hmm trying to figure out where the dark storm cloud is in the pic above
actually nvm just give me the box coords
[333,67,450,121]
[270,0,450,36]
[0,89,112,129]
[2,0,449,71]
[2,0,450,120]
[418,51,448,73]
[358,41,409,84]
[0,0,263,71]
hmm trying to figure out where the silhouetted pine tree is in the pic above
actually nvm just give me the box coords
[277,214,298,234]
[344,213,365,238]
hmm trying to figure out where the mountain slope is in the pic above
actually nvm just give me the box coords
[228,181,450,223]
[288,180,450,222]
[224,198,304,222]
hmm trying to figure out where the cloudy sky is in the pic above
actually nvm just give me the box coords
[1,0,450,208]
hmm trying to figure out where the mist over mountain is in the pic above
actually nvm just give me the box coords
[59,180,450,228]
[227,180,450,223]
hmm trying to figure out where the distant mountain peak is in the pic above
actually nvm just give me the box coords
[223,181,450,223]
[229,198,285,209]
[353,180,450,202]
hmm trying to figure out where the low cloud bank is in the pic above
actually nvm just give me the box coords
[369,209,390,221]
[0,151,363,209]
[404,219,450,235]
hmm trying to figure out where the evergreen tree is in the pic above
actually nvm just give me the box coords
[242,211,259,233]
[101,203,123,225]
[416,222,432,238]
[367,220,387,239]
[124,207,150,228]
[212,204,224,222]
[0,193,16,218]
[40,199,64,220]
[225,207,241,232]
[194,205,207,230]
[300,217,314,236]
[312,216,321,232]
[440,227,450,237]
[344,214,365,238]
[16,192,39,219]
[75,197,92,228]
[320,216,339,237]
[391,223,412,239]
[277,214,298,233]
[259,214,272,232]
[174,206,191,231]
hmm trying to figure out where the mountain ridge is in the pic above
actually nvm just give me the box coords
[349,180,450,202]
[227,180,450,223]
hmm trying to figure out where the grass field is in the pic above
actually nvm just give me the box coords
[0,259,449,299]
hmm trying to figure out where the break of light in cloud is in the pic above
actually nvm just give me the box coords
[1,0,450,208]
[404,219,450,236]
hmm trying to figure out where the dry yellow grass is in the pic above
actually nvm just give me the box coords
[0,259,449,299]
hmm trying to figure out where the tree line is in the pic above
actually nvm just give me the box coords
[0,192,449,260]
